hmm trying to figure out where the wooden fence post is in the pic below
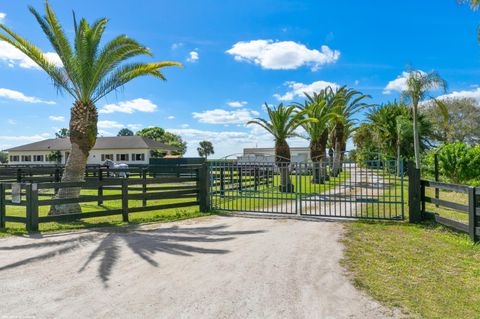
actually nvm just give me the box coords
[408,161,422,223]
[142,168,147,207]
[434,154,440,207]
[121,179,129,222]
[469,187,479,242]
[97,167,103,206]
[0,184,5,228]
[25,183,39,232]
[198,163,210,213]
[16,168,22,183]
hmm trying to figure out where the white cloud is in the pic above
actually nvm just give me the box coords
[383,70,432,94]
[167,115,176,120]
[192,108,260,124]
[171,42,184,50]
[97,120,124,129]
[181,124,190,128]
[48,115,65,122]
[383,71,410,94]
[97,129,114,136]
[227,100,248,108]
[226,40,340,70]
[433,87,480,103]
[7,119,15,125]
[0,134,52,151]
[168,126,307,158]
[0,42,62,69]
[187,50,199,63]
[0,88,56,104]
[0,12,6,22]
[99,98,157,114]
[273,80,339,101]
[127,124,142,131]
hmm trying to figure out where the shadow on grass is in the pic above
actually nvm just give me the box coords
[0,221,265,287]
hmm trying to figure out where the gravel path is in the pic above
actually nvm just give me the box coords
[0,215,397,319]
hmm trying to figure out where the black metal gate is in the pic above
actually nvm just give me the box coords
[209,160,404,220]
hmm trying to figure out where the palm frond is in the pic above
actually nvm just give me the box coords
[92,62,182,102]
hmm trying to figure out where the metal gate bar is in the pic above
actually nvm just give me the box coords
[209,159,404,220]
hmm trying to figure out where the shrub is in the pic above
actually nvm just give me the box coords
[424,142,480,184]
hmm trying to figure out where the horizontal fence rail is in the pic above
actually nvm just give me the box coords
[0,164,209,231]
[419,179,480,242]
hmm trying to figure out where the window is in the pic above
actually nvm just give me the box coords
[131,153,145,161]
[116,154,129,161]
[101,154,114,161]
[21,155,32,162]
[33,155,44,162]
[9,155,19,162]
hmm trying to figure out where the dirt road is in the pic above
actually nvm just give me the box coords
[0,215,396,319]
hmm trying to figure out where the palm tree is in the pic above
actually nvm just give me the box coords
[0,2,181,214]
[247,103,303,192]
[330,86,372,176]
[295,89,336,183]
[401,69,447,169]
[463,0,480,9]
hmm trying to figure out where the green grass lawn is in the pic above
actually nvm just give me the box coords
[341,180,480,318]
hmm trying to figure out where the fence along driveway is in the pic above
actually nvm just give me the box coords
[0,164,209,231]
[209,160,404,220]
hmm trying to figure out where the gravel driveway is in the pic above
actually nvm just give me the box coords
[0,215,396,319]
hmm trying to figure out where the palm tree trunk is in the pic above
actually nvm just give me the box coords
[332,123,344,177]
[310,129,328,184]
[412,102,421,170]
[49,101,98,215]
[275,139,293,193]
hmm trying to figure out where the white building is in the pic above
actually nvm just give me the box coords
[238,147,310,163]
[4,136,178,165]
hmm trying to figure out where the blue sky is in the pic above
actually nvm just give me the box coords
[1,0,480,157]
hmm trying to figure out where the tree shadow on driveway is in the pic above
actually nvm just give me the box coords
[0,223,265,287]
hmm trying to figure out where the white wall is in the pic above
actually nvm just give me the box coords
[241,148,311,162]
[8,149,151,165]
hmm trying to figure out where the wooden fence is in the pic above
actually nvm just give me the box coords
[0,164,209,231]
[408,162,480,242]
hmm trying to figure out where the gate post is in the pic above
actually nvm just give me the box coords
[121,179,129,222]
[407,161,422,223]
[469,188,479,243]
[198,163,210,213]
[25,183,39,232]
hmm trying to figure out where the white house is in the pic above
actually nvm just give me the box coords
[238,147,310,163]
[4,136,178,165]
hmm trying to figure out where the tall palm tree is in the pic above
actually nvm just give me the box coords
[295,90,336,183]
[0,2,181,214]
[401,69,447,169]
[330,86,372,176]
[247,103,303,192]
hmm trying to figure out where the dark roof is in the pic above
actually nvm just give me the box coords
[4,136,178,152]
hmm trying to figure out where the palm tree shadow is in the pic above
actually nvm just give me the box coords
[0,223,265,288]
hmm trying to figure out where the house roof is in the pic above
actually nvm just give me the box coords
[4,136,179,152]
